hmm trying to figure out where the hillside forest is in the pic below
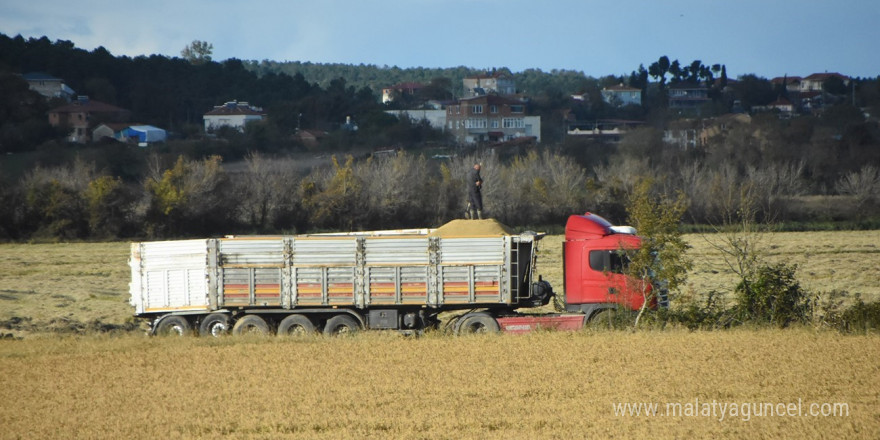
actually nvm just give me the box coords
[1,34,879,240]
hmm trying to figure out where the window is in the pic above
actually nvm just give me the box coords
[472,105,483,114]
[510,105,524,113]
[465,118,487,129]
[589,250,630,274]
[490,105,498,113]
[491,120,499,129]
[502,118,524,128]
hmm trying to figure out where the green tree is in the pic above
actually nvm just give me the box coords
[180,40,213,65]
[648,56,671,87]
[144,155,230,237]
[300,155,361,230]
[624,179,691,328]
[86,175,131,238]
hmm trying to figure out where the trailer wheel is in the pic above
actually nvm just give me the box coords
[155,315,192,337]
[457,314,500,335]
[232,315,270,336]
[199,313,230,337]
[277,314,316,336]
[323,314,360,336]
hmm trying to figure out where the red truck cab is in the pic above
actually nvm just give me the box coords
[563,212,657,319]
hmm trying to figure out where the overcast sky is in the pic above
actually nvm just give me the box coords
[2,0,878,79]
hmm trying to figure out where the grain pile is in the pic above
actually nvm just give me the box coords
[429,219,515,237]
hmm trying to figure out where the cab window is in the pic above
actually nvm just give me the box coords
[589,250,629,274]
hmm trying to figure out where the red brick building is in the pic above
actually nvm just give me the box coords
[48,97,131,143]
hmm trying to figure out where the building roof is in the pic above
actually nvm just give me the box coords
[94,122,137,132]
[804,72,849,81]
[22,72,63,81]
[204,101,265,116]
[603,84,641,92]
[770,76,802,85]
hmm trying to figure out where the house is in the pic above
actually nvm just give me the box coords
[698,113,751,146]
[601,84,642,107]
[752,97,795,116]
[663,113,751,149]
[22,72,76,101]
[663,122,699,149]
[566,119,644,143]
[462,72,516,98]
[799,91,824,113]
[770,76,802,94]
[800,73,849,93]
[92,122,134,142]
[768,97,795,115]
[203,101,265,133]
[668,83,710,110]
[445,95,540,144]
[92,123,167,145]
[48,96,131,143]
[123,125,167,145]
[381,82,425,104]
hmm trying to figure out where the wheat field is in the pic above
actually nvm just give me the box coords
[0,330,878,439]
[1,231,879,438]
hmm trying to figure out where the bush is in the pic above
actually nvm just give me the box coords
[815,291,880,334]
[668,290,732,330]
[734,263,811,327]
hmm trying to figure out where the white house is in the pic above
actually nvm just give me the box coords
[203,101,265,133]
[601,84,642,107]
[799,73,849,93]
[22,72,76,101]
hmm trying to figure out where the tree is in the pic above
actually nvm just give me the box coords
[648,56,671,87]
[181,40,213,65]
[836,165,880,216]
[144,155,231,237]
[624,179,691,328]
[86,175,132,238]
[234,152,301,232]
[823,76,848,96]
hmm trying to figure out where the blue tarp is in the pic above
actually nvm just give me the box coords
[124,125,166,143]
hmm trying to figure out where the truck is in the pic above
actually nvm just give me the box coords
[129,212,666,336]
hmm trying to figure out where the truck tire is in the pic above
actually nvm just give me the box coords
[232,315,270,336]
[199,313,231,337]
[586,309,614,329]
[155,315,192,336]
[277,314,316,336]
[457,314,500,335]
[323,314,360,336]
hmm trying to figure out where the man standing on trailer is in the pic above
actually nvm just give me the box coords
[466,163,483,219]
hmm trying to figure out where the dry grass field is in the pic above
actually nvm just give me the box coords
[1,231,879,438]
[0,330,878,439]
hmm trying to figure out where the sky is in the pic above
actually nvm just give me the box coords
[2,0,879,80]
